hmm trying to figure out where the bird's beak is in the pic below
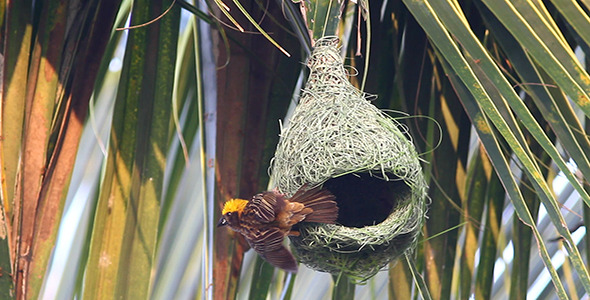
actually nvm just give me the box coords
[217,217,228,227]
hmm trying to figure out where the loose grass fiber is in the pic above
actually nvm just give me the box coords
[270,37,428,282]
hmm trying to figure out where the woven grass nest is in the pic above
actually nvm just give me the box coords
[270,37,428,282]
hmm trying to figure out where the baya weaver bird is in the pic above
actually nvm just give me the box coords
[217,184,338,272]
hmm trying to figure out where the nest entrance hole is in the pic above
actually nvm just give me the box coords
[323,173,412,228]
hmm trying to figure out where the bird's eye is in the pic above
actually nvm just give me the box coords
[227,212,232,216]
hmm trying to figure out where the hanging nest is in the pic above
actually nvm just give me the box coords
[270,37,428,282]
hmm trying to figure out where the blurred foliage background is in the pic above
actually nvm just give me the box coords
[2,0,590,299]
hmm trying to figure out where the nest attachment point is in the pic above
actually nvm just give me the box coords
[270,37,428,282]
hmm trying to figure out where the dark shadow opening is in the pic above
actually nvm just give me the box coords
[323,172,412,228]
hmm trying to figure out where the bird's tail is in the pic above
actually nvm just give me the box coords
[289,184,338,224]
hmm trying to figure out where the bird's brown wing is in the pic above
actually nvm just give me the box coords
[262,245,298,273]
[246,227,298,272]
[243,192,278,223]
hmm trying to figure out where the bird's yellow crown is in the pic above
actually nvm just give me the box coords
[222,198,248,215]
